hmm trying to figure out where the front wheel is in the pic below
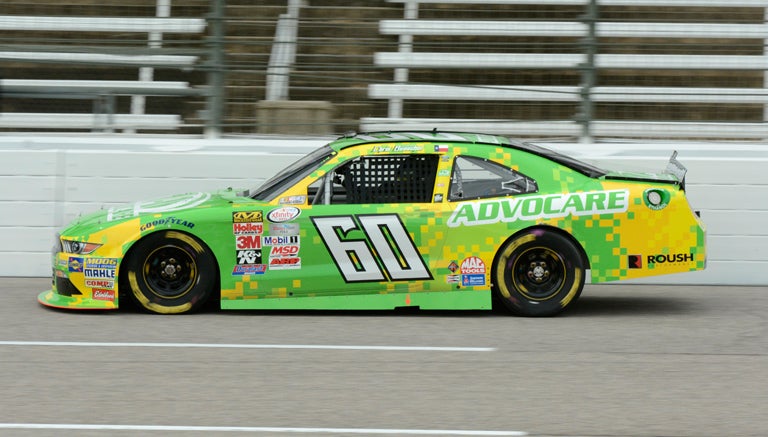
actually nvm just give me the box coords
[493,229,585,316]
[122,230,217,314]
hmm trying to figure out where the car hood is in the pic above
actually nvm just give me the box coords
[62,189,244,235]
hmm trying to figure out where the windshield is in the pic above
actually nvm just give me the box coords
[250,145,335,201]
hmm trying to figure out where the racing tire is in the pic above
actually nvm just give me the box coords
[493,228,585,317]
[122,230,217,314]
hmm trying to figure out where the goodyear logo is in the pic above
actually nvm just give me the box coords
[447,189,629,227]
[233,211,263,223]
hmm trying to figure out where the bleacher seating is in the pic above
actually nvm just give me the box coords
[0,15,206,132]
[363,0,768,140]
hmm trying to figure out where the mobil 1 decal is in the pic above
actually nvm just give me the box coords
[311,214,432,283]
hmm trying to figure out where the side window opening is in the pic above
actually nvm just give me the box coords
[449,156,538,201]
[311,154,439,205]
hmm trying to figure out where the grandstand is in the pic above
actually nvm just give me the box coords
[0,0,766,139]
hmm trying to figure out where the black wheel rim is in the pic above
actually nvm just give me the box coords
[142,244,197,299]
[511,246,566,301]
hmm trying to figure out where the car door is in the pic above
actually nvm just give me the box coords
[285,150,448,298]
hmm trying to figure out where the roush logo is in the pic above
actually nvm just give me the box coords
[628,255,643,269]
[236,234,261,250]
[92,289,115,301]
[267,206,300,223]
[270,245,299,257]
[648,253,694,265]
[233,222,263,235]
[232,211,263,223]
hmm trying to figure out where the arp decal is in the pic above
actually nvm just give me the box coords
[269,256,301,270]
[447,189,629,227]
[312,214,432,283]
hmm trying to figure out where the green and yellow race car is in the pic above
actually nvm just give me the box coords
[39,131,706,316]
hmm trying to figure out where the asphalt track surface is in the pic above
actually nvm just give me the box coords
[0,278,766,437]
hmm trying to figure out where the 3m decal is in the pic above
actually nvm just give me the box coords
[311,214,432,283]
[236,234,262,250]
[233,211,263,223]
[447,189,629,227]
[267,206,301,223]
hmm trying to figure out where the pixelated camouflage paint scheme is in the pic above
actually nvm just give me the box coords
[39,132,705,312]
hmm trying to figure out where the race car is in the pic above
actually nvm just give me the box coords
[39,131,706,316]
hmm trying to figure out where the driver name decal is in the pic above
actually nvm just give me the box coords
[447,189,629,227]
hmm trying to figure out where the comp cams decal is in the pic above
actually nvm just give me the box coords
[312,214,432,283]
[447,189,629,227]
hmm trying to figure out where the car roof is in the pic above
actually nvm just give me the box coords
[329,131,606,178]
[330,131,513,150]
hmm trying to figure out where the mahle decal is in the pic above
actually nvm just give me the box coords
[447,189,629,227]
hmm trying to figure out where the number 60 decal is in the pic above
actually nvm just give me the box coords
[311,214,433,283]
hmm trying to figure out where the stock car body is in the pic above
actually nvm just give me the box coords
[39,131,706,316]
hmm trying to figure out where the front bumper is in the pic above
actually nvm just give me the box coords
[38,252,120,311]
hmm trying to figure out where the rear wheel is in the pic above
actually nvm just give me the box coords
[494,229,585,316]
[122,230,216,314]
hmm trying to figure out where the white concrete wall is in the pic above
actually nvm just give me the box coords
[1,134,766,285]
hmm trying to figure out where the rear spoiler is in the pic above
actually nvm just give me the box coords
[664,151,687,190]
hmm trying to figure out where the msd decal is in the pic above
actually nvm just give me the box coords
[447,189,629,227]
[270,245,300,257]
